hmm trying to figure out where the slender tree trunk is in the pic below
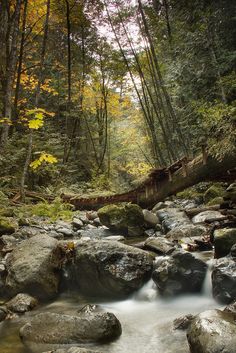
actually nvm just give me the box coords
[1,0,22,145]
[20,0,50,200]
[12,0,28,130]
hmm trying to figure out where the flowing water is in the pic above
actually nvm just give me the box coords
[0,255,220,353]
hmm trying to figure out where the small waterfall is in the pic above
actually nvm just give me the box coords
[202,259,215,297]
[134,279,158,302]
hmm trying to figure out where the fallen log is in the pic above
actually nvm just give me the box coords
[61,153,236,210]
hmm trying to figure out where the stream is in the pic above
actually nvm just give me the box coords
[0,254,220,353]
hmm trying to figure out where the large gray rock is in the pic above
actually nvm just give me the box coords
[20,311,121,352]
[152,250,207,296]
[97,203,144,235]
[212,257,236,304]
[156,208,190,233]
[5,234,63,300]
[192,210,225,224]
[67,240,153,298]
[213,228,236,258]
[187,309,236,353]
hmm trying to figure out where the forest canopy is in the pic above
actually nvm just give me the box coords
[0,0,235,197]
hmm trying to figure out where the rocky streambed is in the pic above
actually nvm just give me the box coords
[0,183,236,353]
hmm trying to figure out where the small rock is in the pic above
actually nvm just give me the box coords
[145,237,175,255]
[144,229,155,237]
[86,211,98,221]
[224,301,236,314]
[72,218,84,229]
[6,293,38,313]
[43,348,102,353]
[143,210,159,227]
[173,314,195,330]
[93,218,101,227]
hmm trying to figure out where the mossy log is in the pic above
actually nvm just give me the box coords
[61,153,236,210]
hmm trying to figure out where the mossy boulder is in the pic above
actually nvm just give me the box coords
[224,183,236,203]
[214,228,236,258]
[207,197,224,206]
[204,184,225,204]
[0,217,16,235]
[98,203,144,235]
[0,208,15,217]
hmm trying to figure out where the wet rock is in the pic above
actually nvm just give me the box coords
[68,240,153,298]
[105,235,125,242]
[231,243,236,258]
[156,208,190,233]
[212,257,236,304]
[152,249,207,296]
[187,309,236,353]
[93,217,101,227]
[0,217,16,235]
[192,210,225,224]
[0,235,18,253]
[143,210,159,227]
[0,306,7,322]
[97,203,144,236]
[224,301,236,314]
[20,311,122,351]
[5,234,63,300]
[6,293,38,313]
[173,314,195,330]
[144,237,175,255]
[166,224,207,241]
[213,228,236,258]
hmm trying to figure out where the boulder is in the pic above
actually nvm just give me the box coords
[212,257,236,304]
[166,224,207,241]
[144,237,175,255]
[5,234,63,300]
[224,183,236,203]
[187,309,236,353]
[143,209,159,227]
[204,184,225,204]
[0,217,16,235]
[156,208,190,233]
[6,293,38,313]
[192,210,225,224]
[152,250,207,296]
[213,228,236,258]
[67,240,153,298]
[20,311,121,351]
[97,203,144,235]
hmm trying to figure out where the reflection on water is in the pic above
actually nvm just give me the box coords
[0,264,220,353]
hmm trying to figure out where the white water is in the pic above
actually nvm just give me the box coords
[0,262,220,353]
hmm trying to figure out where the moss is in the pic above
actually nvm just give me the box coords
[17,198,74,222]
[207,197,224,206]
[0,217,16,235]
[0,208,15,217]
[98,203,144,232]
[204,184,225,203]
[177,187,203,201]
